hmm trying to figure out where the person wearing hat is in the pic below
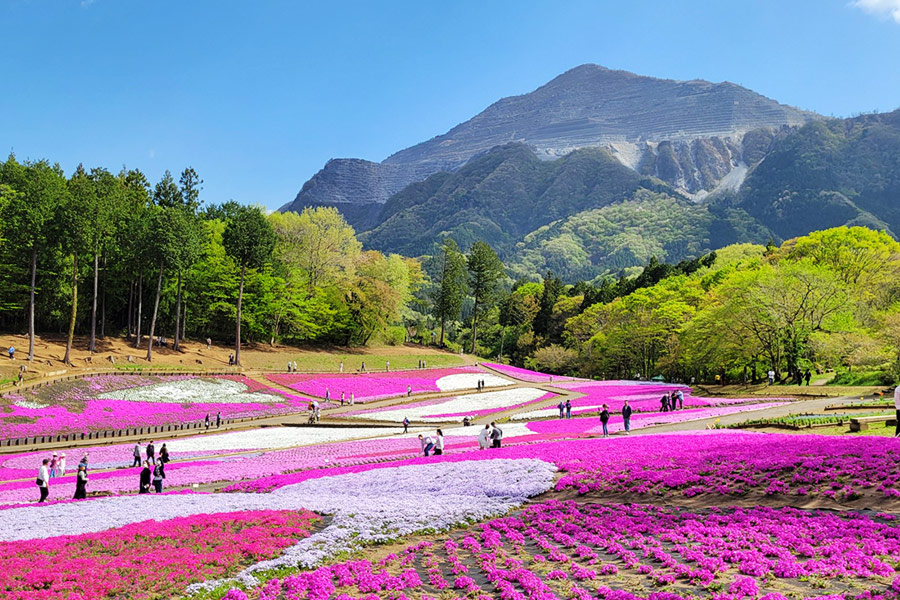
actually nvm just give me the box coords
[58,453,66,477]
[49,453,59,478]
[73,465,88,499]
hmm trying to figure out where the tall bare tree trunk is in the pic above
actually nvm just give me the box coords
[63,252,78,365]
[235,263,246,366]
[100,252,107,339]
[89,251,98,353]
[470,300,479,354]
[145,263,164,362]
[173,271,182,351]
[27,247,36,361]
[135,272,143,348]
[126,279,134,338]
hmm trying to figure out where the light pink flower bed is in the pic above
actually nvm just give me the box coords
[266,367,485,402]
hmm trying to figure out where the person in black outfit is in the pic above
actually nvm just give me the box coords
[139,460,152,494]
[73,465,88,499]
[804,370,812,386]
[599,404,610,437]
[205,413,210,429]
[216,412,221,428]
[146,441,155,464]
[159,443,169,464]
[622,401,633,434]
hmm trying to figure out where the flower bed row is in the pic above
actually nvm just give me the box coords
[342,387,557,422]
[1,376,317,439]
[221,499,900,600]
[480,362,584,383]
[266,367,509,402]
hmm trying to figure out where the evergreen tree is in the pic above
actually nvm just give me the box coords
[223,205,276,365]
[466,241,504,354]
[430,239,467,347]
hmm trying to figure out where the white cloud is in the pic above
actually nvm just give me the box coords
[852,0,900,23]
[80,0,96,8]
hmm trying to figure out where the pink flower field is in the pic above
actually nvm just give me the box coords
[0,374,316,439]
[481,362,584,382]
[266,366,502,401]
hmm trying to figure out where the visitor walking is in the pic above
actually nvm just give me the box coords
[434,429,445,455]
[152,460,165,493]
[287,361,292,373]
[767,370,775,385]
[132,442,142,467]
[340,392,345,406]
[677,389,684,409]
[490,422,503,448]
[205,413,210,429]
[159,443,169,464]
[216,412,221,428]
[385,360,390,372]
[325,388,330,402]
[146,440,155,464]
[78,453,89,473]
[73,464,88,500]
[139,461,151,494]
[292,361,297,373]
[599,404,610,437]
[339,361,343,373]
[804,369,812,386]
[407,385,412,397]
[477,424,490,450]
[565,399,572,419]
[58,453,66,477]
[419,434,435,456]
[206,337,211,349]
[403,417,410,433]
[360,361,366,372]
[895,383,900,437]
[622,400,633,434]
[37,458,49,503]
[49,453,58,478]
[557,400,565,418]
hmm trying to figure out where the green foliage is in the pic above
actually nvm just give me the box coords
[429,238,467,346]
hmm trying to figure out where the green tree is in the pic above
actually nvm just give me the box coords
[60,164,93,364]
[86,168,124,352]
[534,271,563,338]
[466,241,504,354]
[0,156,67,360]
[223,205,276,365]
[144,207,187,362]
[430,239,467,347]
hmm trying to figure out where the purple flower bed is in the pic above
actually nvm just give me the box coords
[266,367,485,402]
[225,499,900,600]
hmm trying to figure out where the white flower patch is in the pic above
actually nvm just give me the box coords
[0,458,556,592]
[511,405,560,420]
[435,372,511,391]
[101,378,282,404]
[343,387,549,423]
[167,425,418,452]
[13,400,49,409]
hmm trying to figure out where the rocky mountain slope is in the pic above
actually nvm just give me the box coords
[282,64,818,227]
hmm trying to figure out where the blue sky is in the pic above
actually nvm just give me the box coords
[1,0,899,210]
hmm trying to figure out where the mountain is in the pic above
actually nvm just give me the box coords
[282,64,819,228]
[358,142,772,280]
[725,110,900,239]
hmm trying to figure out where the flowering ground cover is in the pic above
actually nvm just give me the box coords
[481,361,584,382]
[219,499,900,600]
[0,509,319,600]
[342,387,557,422]
[513,380,790,419]
[266,367,510,401]
[0,374,316,439]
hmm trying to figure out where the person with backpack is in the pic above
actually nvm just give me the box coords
[599,404,610,437]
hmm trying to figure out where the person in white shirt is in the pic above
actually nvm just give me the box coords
[58,453,66,477]
[433,429,445,455]
[37,458,50,503]
[418,434,435,456]
[477,425,490,450]
[894,385,900,437]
